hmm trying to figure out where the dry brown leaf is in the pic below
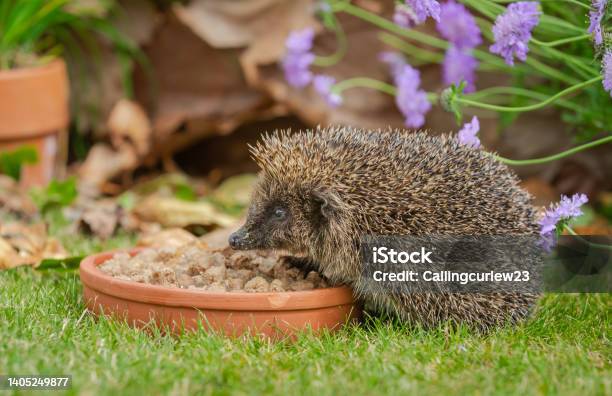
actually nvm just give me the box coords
[0,237,20,270]
[0,222,67,270]
[133,196,236,228]
[173,0,318,82]
[78,143,139,187]
[108,99,152,157]
[80,199,120,239]
[0,175,37,218]
[137,228,199,248]
[133,14,272,158]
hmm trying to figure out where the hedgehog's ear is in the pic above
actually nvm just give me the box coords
[312,189,340,219]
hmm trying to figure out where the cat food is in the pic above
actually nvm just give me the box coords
[98,243,329,292]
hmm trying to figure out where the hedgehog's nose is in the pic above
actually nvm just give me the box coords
[229,229,248,249]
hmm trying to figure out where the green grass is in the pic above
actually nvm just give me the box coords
[1,263,610,395]
[0,215,610,395]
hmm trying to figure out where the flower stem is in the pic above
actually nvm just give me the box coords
[564,226,612,251]
[457,76,602,112]
[378,32,444,65]
[524,57,581,85]
[465,86,584,112]
[493,135,612,166]
[333,77,397,95]
[491,0,591,10]
[532,34,592,47]
[334,2,448,49]
[332,77,439,102]
[313,12,348,67]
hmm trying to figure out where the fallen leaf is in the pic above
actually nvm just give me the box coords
[210,173,257,210]
[133,196,236,228]
[108,98,152,157]
[0,222,67,270]
[133,13,272,160]
[78,143,139,187]
[80,199,120,239]
[174,0,318,82]
[0,175,37,218]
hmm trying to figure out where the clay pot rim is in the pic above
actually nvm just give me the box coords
[80,249,355,311]
[0,59,65,80]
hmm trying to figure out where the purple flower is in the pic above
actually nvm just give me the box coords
[393,4,418,29]
[282,52,315,88]
[408,0,441,23]
[313,75,342,107]
[283,28,316,88]
[556,194,589,219]
[285,28,315,54]
[539,193,588,251]
[393,0,441,28]
[437,0,482,49]
[379,51,407,81]
[489,2,541,66]
[443,46,478,93]
[395,65,431,128]
[457,116,480,148]
[603,50,612,95]
[588,0,608,46]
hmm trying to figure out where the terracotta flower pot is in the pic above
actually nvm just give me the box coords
[0,60,69,187]
[80,249,361,338]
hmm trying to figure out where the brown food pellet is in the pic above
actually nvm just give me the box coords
[98,243,331,293]
[244,276,269,293]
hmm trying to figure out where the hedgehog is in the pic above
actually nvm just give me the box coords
[229,126,540,331]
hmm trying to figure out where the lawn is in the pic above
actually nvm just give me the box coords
[1,237,610,396]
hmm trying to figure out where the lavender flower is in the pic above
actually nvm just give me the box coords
[408,0,441,23]
[489,2,541,66]
[393,4,418,29]
[443,46,479,93]
[539,193,588,251]
[285,28,315,54]
[313,75,342,107]
[603,50,612,96]
[379,51,407,81]
[393,0,441,28]
[436,0,482,49]
[395,65,431,128]
[283,53,315,88]
[283,28,315,88]
[457,116,481,148]
[588,0,608,46]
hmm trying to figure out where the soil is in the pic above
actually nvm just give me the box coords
[98,243,330,292]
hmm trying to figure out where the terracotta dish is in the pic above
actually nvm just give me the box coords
[80,249,360,338]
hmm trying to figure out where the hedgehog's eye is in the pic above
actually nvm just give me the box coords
[273,207,287,220]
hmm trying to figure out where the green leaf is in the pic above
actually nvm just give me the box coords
[174,183,197,202]
[30,177,78,213]
[37,255,84,271]
[0,146,39,181]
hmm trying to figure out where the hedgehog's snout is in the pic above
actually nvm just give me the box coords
[229,228,250,250]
